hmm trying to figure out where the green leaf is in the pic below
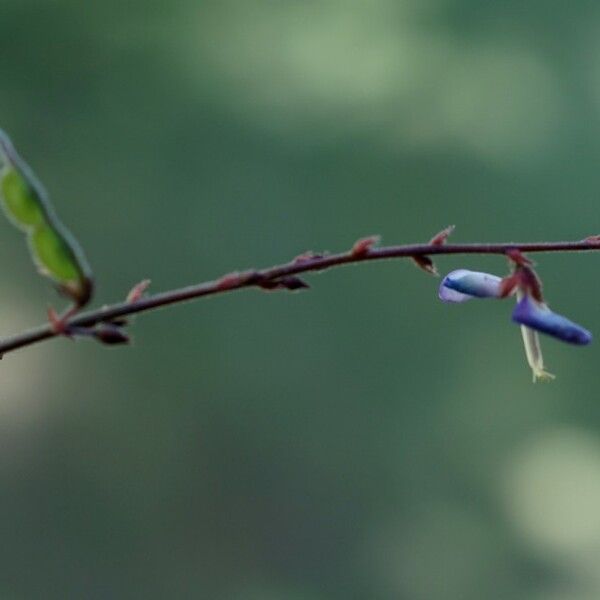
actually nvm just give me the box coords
[1,168,46,227]
[0,130,93,306]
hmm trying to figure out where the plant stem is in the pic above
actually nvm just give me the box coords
[1,237,599,357]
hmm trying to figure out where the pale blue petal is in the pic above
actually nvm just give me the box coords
[438,285,474,303]
[439,269,503,301]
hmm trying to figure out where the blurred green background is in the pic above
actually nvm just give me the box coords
[1,1,600,598]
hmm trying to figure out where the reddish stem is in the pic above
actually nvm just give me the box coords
[0,236,598,356]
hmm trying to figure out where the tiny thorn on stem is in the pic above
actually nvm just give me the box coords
[429,225,455,246]
[351,235,381,257]
[411,227,454,276]
[259,275,310,291]
[294,251,324,264]
[412,254,438,276]
[126,279,151,303]
[93,323,130,346]
[217,272,244,290]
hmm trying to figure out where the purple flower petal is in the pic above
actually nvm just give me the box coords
[512,294,592,345]
[439,269,503,303]
[438,285,474,303]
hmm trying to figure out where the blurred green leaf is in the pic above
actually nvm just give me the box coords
[0,130,93,306]
[0,167,45,227]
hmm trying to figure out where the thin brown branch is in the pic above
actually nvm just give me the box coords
[1,236,599,357]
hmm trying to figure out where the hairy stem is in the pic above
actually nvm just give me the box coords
[1,237,599,356]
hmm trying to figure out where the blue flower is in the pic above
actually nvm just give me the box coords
[512,294,592,346]
[438,269,503,303]
[438,267,593,381]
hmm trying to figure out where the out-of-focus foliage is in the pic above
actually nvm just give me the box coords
[1,1,600,598]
